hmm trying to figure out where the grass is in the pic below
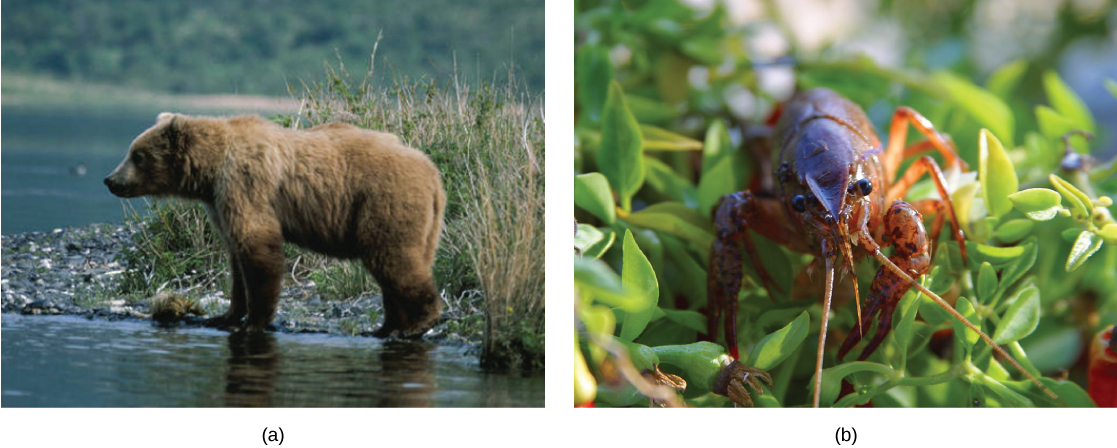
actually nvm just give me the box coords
[114,55,545,370]
[116,199,227,301]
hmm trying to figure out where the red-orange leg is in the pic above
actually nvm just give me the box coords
[708,191,783,359]
[882,107,965,181]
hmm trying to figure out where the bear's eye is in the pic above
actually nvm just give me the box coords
[132,152,145,165]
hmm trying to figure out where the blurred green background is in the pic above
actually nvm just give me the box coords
[576,0,1116,158]
[3,0,544,95]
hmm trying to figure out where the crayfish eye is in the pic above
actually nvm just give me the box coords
[857,179,873,195]
[791,195,806,213]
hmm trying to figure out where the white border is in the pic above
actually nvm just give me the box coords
[2,1,1116,447]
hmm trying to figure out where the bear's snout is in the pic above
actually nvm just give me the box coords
[104,175,131,198]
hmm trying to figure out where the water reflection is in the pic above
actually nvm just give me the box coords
[375,341,434,407]
[224,331,279,407]
[1,314,543,407]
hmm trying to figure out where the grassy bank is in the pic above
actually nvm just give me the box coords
[115,65,545,370]
[1,71,297,115]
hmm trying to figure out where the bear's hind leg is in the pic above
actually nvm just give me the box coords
[365,258,404,338]
[368,249,441,338]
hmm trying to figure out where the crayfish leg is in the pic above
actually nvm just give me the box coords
[707,191,789,359]
[884,156,968,265]
[882,106,966,180]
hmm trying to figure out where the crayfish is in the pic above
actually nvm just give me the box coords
[707,87,1056,407]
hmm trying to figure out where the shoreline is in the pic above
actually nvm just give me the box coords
[1,71,299,115]
[0,224,482,349]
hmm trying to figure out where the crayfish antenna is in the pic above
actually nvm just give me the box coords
[813,256,836,408]
[869,249,1059,402]
[837,225,863,338]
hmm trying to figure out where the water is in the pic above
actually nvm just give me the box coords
[1,106,160,234]
[1,314,544,407]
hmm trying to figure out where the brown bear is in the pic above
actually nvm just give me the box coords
[105,113,445,337]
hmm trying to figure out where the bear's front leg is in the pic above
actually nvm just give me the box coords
[204,250,249,329]
[234,228,285,332]
[203,205,248,329]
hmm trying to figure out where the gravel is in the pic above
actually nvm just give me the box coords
[1,224,480,345]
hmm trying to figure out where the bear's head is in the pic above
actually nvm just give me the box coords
[104,113,190,198]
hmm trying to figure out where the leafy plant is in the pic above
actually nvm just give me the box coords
[574,0,1113,407]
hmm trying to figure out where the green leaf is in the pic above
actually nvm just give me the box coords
[658,308,707,333]
[986,60,1028,100]
[952,181,980,234]
[574,223,605,252]
[1066,230,1103,272]
[1042,70,1095,134]
[975,373,1034,407]
[644,157,698,208]
[747,311,810,371]
[1035,106,1088,153]
[977,262,997,304]
[966,241,1026,268]
[622,202,715,259]
[680,36,723,65]
[598,81,645,212]
[996,237,1038,303]
[992,286,1039,344]
[574,258,641,310]
[640,124,703,151]
[993,219,1034,243]
[979,129,1018,218]
[894,286,924,361]
[1003,378,1096,408]
[626,94,678,124]
[580,304,617,340]
[1107,79,1117,99]
[953,297,980,352]
[1008,188,1062,221]
[575,45,614,122]
[575,224,615,259]
[660,234,708,310]
[1098,223,1117,244]
[697,120,750,216]
[934,72,1014,146]
[928,264,955,297]
[619,230,660,341]
[1049,174,1093,219]
[574,173,617,224]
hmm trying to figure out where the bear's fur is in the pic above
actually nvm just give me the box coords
[105,113,445,337]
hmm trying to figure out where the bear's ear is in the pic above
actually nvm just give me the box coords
[157,112,177,122]
[163,115,190,151]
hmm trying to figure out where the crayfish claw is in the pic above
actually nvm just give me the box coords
[712,359,772,407]
[642,366,687,407]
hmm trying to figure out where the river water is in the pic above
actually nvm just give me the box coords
[1,106,155,234]
[1,314,544,407]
